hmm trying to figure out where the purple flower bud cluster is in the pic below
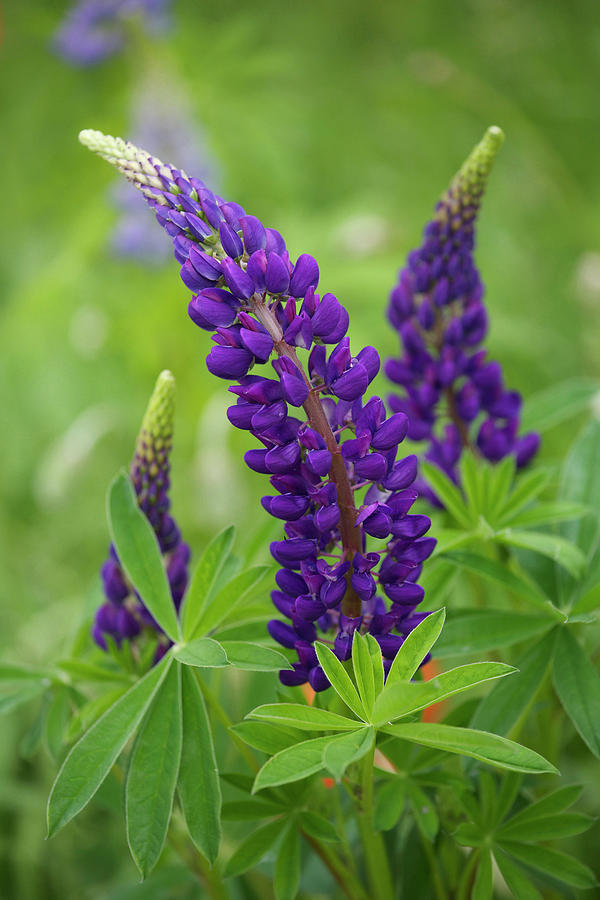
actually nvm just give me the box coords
[53,0,171,67]
[80,131,437,689]
[385,128,540,502]
[93,370,189,658]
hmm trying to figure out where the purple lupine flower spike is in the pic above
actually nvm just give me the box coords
[93,369,190,655]
[80,130,436,689]
[53,0,171,67]
[385,127,540,504]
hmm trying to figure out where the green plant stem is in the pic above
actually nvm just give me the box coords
[419,829,446,900]
[355,746,395,900]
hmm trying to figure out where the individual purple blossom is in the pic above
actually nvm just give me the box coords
[93,369,190,656]
[80,130,437,690]
[385,127,540,504]
[53,0,171,67]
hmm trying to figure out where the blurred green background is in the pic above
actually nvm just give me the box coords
[2,0,600,896]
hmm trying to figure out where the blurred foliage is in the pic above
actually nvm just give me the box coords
[1,0,600,896]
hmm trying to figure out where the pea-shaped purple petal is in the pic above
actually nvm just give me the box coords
[206,345,253,379]
[289,254,319,298]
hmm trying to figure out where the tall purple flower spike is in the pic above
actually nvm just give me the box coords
[93,369,190,657]
[80,130,436,691]
[385,127,540,504]
[53,0,171,67]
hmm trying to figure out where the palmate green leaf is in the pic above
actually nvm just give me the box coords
[460,451,484,518]
[494,849,543,900]
[223,819,282,878]
[470,629,558,736]
[430,528,473,556]
[559,421,600,559]
[498,783,582,831]
[322,726,374,780]
[486,456,516,521]
[126,662,182,878]
[66,687,128,743]
[472,848,493,900]
[498,811,593,842]
[0,681,47,715]
[219,641,292,672]
[222,799,282,821]
[495,529,586,578]
[247,703,361,732]
[180,526,235,640]
[190,566,271,639]
[45,685,71,761]
[352,633,375,714]
[420,461,472,528]
[314,643,366,719]
[299,811,340,843]
[520,377,600,434]
[57,659,133,684]
[408,781,438,842]
[274,821,301,900]
[108,472,180,642]
[253,735,337,792]
[386,608,446,685]
[374,778,407,831]
[443,550,554,613]
[0,663,50,681]
[47,654,171,837]
[173,638,229,668]
[178,666,221,864]
[20,695,51,759]
[552,627,600,757]
[231,720,304,754]
[508,501,589,529]
[498,841,597,889]
[434,610,554,657]
[494,468,552,526]
[372,662,515,727]
[383,722,557,774]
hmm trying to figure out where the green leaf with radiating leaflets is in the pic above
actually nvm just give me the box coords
[57,659,133,684]
[420,461,472,528]
[498,811,593,842]
[386,608,445,685]
[372,662,515,727]
[374,778,407,831]
[180,526,235,640]
[0,681,47,715]
[552,627,600,758]
[508,501,589,529]
[0,663,51,681]
[352,632,376,714]
[223,819,282,878]
[442,551,553,612]
[219,641,292,672]
[178,666,221,864]
[315,643,366,719]
[191,566,271,638]
[497,841,597,889]
[486,455,516,521]
[497,783,582,832]
[126,662,182,878]
[247,703,361,732]
[495,529,586,578]
[45,685,71,761]
[230,720,303,755]
[434,610,554,657]
[383,722,557,774]
[253,735,336,792]
[299,811,340,843]
[322,727,374,780]
[494,468,552,525]
[460,451,484,518]
[173,638,229,668]
[274,821,301,900]
[365,633,384,696]
[47,654,171,836]
[520,377,600,434]
[494,849,544,900]
[108,472,180,642]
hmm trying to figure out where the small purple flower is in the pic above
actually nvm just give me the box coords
[80,130,438,688]
[385,127,540,503]
[93,370,189,657]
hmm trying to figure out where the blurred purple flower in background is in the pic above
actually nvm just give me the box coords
[81,131,436,690]
[53,0,171,66]
[93,370,189,659]
[385,127,540,503]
